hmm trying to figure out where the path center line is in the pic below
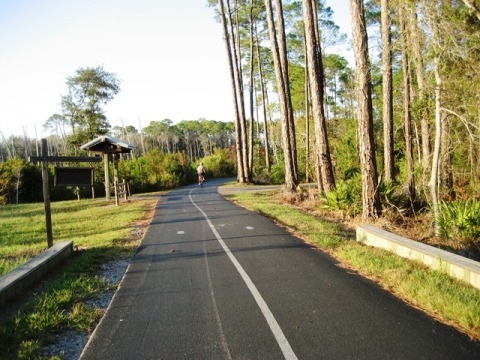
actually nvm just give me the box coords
[189,189,298,360]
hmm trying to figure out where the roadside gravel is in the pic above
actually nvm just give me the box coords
[42,259,130,359]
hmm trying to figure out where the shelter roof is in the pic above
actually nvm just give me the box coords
[80,136,136,154]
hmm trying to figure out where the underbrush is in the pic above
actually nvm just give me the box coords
[438,200,480,256]
[288,179,480,261]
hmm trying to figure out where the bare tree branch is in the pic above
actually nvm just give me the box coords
[462,0,480,22]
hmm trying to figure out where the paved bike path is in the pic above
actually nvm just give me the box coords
[81,179,479,359]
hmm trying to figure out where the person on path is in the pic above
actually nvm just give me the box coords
[196,162,206,186]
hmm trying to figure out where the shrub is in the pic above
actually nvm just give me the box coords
[320,174,362,216]
[270,163,285,185]
[123,150,190,191]
[0,159,43,204]
[438,199,480,249]
[196,149,236,178]
[253,168,273,184]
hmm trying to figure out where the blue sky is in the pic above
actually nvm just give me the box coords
[0,0,350,138]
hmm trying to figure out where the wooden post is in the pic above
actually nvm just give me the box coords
[113,154,120,206]
[41,139,54,248]
[104,153,111,201]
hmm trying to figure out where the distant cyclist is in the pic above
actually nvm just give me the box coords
[196,162,206,187]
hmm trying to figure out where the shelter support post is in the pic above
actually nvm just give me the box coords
[114,154,120,206]
[104,153,111,201]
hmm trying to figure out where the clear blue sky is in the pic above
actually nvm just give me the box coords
[0,0,350,138]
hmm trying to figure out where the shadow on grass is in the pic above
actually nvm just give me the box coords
[0,245,133,359]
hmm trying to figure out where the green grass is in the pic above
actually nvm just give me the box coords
[0,199,154,276]
[0,198,156,359]
[228,190,480,340]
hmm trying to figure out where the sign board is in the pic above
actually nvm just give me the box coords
[55,167,94,187]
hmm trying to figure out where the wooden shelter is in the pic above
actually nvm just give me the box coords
[80,136,136,205]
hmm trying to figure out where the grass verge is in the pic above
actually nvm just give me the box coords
[0,197,157,359]
[227,190,480,340]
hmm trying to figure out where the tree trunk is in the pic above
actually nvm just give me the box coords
[248,0,255,179]
[218,0,246,182]
[441,116,455,199]
[303,0,335,192]
[265,0,298,191]
[350,0,382,220]
[304,34,311,184]
[255,26,271,173]
[399,3,416,207]
[475,93,480,184]
[424,0,443,236]
[275,0,298,185]
[408,3,431,188]
[229,0,250,181]
[381,0,394,182]
[430,55,442,236]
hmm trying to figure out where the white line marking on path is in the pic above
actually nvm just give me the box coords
[189,189,298,360]
[177,231,185,234]
[203,241,232,360]
[245,226,254,230]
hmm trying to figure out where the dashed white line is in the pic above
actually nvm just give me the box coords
[203,241,232,359]
[189,189,298,360]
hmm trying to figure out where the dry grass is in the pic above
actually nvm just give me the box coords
[277,187,480,260]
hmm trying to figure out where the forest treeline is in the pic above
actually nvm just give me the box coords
[0,118,239,204]
[1,1,480,250]
[206,0,480,249]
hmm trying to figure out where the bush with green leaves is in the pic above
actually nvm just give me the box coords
[438,199,480,249]
[269,162,286,185]
[198,149,236,178]
[320,174,362,216]
[0,159,42,204]
[119,149,191,192]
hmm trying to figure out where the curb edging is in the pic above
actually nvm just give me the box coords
[0,241,74,306]
[357,225,480,290]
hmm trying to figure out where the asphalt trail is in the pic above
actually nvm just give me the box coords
[80,179,480,359]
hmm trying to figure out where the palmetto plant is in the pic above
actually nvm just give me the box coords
[320,177,362,217]
[438,199,480,249]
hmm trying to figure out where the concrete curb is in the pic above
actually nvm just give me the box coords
[0,241,74,306]
[357,225,480,290]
